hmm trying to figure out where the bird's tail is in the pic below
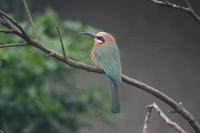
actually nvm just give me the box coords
[108,78,120,113]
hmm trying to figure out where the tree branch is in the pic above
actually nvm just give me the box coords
[149,0,200,23]
[0,42,27,48]
[56,26,67,59]
[143,103,152,133]
[184,0,193,10]
[143,103,187,133]
[0,10,29,39]
[0,9,200,133]
[22,0,37,39]
[0,28,15,34]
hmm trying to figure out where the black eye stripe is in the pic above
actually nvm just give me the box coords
[96,36,105,43]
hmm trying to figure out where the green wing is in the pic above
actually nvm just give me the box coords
[94,42,122,113]
[95,42,122,84]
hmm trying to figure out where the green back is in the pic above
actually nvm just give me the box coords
[94,42,122,84]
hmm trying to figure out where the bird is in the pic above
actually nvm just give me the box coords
[81,31,122,113]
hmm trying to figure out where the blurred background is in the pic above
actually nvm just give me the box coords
[0,0,200,133]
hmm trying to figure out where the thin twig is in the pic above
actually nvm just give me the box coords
[0,42,28,48]
[184,0,193,11]
[149,0,191,11]
[183,0,200,22]
[22,0,37,39]
[56,26,67,59]
[143,105,153,133]
[149,0,200,23]
[0,27,25,39]
[0,17,7,24]
[0,28,15,34]
[0,9,200,133]
[143,103,187,133]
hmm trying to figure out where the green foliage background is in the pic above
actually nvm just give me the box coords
[0,9,110,133]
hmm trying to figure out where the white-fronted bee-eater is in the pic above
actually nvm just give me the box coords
[81,31,122,113]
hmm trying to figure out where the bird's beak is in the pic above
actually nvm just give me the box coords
[80,32,98,38]
[80,32,105,43]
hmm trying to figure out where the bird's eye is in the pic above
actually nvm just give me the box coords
[96,36,105,43]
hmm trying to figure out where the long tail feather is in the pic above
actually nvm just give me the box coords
[108,78,120,113]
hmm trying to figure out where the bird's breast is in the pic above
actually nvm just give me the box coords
[91,46,100,68]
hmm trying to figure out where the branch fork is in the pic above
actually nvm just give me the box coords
[143,103,187,133]
[149,0,200,23]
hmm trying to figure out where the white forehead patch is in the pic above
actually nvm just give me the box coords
[96,32,107,36]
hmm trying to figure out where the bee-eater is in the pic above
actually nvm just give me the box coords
[81,31,122,113]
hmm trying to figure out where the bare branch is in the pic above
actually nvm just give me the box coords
[143,104,153,133]
[0,10,28,38]
[143,103,187,133]
[0,42,28,48]
[0,9,200,133]
[184,0,193,12]
[22,0,37,39]
[0,17,7,24]
[149,0,200,23]
[0,27,26,40]
[56,26,67,59]
[150,0,190,11]
[0,28,15,34]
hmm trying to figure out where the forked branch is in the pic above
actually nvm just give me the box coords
[143,103,187,133]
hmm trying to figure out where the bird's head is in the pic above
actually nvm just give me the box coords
[80,31,116,46]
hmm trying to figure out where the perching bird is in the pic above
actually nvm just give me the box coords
[81,31,122,113]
